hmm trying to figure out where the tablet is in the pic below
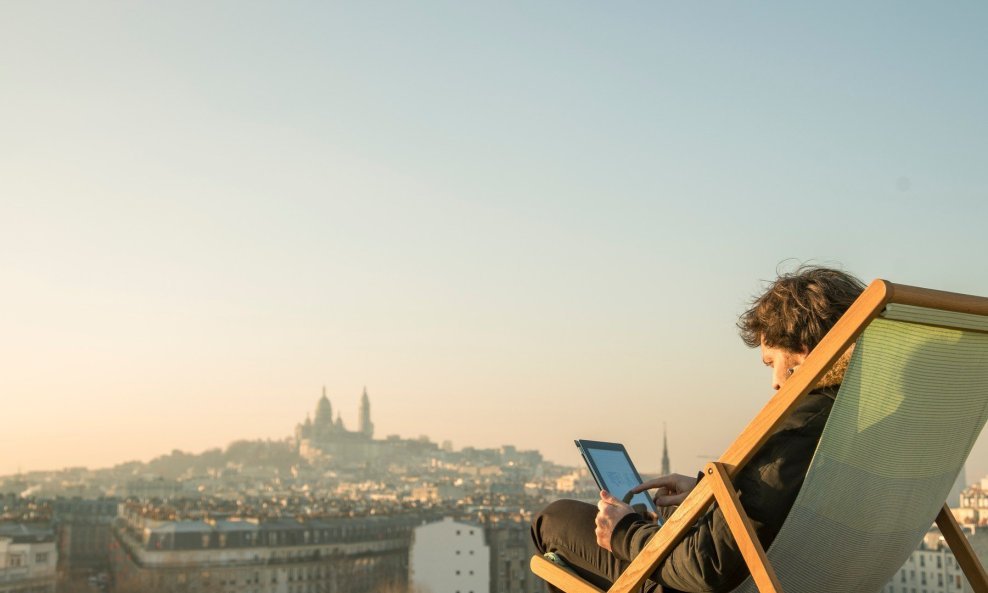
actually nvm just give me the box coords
[575,439,658,517]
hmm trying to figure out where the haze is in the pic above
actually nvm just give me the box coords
[2,3,987,481]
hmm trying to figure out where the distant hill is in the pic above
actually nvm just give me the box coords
[122,439,299,479]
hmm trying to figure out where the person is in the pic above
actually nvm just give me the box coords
[531,266,866,593]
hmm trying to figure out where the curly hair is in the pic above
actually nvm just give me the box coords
[738,265,866,353]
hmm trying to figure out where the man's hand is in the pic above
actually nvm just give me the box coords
[631,473,698,508]
[595,490,635,552]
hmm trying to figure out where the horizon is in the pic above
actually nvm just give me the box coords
[3,376,985,486]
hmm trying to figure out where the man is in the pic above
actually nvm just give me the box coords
[532,266,866,592]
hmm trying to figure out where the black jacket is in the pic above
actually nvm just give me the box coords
[610,387,838,592]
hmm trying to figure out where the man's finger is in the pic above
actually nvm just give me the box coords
[632,476,676,493]
[650,487,669,504]
[600,490,624,508]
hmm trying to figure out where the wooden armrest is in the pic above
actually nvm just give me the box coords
[530,555,605,593]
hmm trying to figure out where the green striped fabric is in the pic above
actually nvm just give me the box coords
[732,308,988,593]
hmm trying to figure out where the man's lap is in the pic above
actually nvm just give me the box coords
[531,499,660,593]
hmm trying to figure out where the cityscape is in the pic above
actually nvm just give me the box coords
[3,388,988,593]
[1,388,600,593]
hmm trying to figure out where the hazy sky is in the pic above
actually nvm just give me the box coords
[3,2,987,481]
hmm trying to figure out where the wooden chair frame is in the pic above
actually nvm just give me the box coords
[531,280,988,593]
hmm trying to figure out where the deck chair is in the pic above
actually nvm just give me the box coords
[531,280,988,593]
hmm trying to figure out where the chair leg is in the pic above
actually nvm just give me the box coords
[706,462,784,593]
[936,505,988,593]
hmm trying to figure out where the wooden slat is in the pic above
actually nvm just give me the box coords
[706,462,783,593]
[530,555,606,593]
[889,284,988,317]
[936,505,988,593]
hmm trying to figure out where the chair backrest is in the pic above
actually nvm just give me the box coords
[732,304,988,593]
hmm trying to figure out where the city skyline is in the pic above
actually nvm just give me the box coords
[0,386,597,476]
[4,3,988,483]
[2,381,982,490]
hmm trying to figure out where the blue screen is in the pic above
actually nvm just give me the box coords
[588,448,655,512]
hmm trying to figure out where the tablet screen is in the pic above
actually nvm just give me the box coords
[576,440,657,514]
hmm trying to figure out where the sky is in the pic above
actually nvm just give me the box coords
[2,2,987,482]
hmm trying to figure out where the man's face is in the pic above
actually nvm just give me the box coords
[760,339,809,391]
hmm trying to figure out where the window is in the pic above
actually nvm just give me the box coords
[35,552,49,564]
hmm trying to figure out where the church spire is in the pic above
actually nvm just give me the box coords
[661,423,671,476]
[359,386,374,438]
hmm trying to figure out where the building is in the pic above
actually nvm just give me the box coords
[295,388,382,464]
[881,530,968,593]
[52,497,118,575]
[410,518,489,593]
[410,485,466,504]
[123,477,182,500]
[0,523,57,593]
[485,519,543,593]
[955,479,988,526]
[110,505,417,593]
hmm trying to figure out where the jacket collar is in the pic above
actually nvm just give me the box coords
[814,344,853,392]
